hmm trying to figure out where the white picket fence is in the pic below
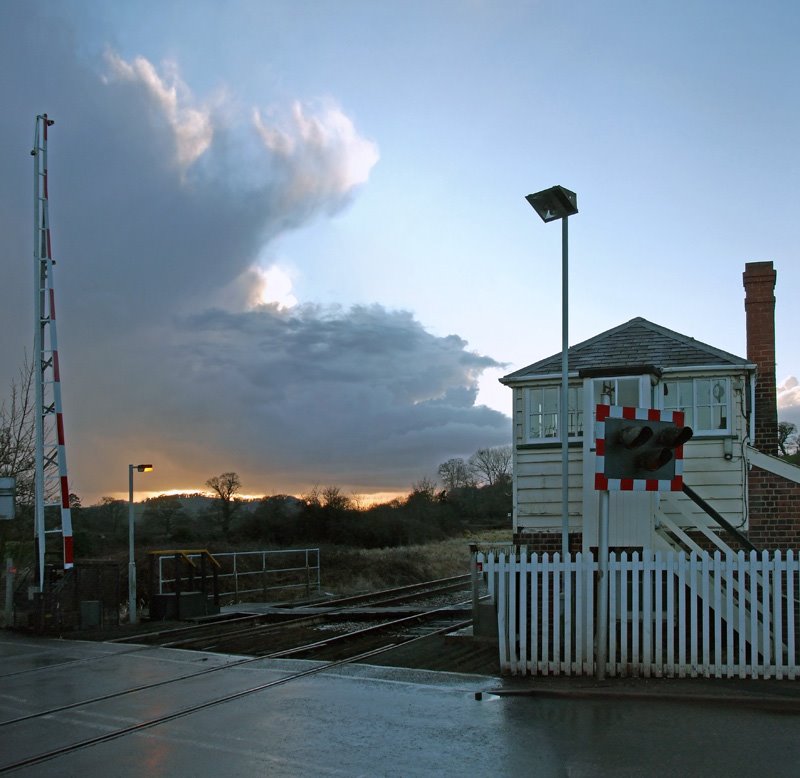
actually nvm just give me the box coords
[477,549,799,679]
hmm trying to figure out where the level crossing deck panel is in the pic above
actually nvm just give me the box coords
[1,632,799,777]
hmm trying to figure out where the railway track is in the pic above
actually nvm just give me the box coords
[111,573,472,653]
[0,594,475,773]
[0,575,475,684]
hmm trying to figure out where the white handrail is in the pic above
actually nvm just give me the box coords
[746,445,800,484]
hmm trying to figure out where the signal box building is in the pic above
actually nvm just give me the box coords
[500,261,800,554]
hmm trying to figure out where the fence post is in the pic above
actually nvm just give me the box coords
[520,547,529,674]
[212,562,219,607]
[262,551,268,600]
[774,550,783,680]
[470,544,479,626]
[497,552,509,673]
[200,555,207,612]
[4,558,14,626]
[306,549,311,597]
[174,553,182,620]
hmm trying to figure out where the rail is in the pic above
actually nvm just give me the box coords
[681,484,756,552]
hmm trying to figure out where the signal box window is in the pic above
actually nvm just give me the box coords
[588,377,646,444]
[526,385,583,442]
[593,377,641,407]
[663,378,730,434]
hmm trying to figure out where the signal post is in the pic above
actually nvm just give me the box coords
[593,404,693,679]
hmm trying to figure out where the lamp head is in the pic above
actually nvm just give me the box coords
[525,185,578,223]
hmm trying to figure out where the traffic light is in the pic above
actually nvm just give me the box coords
[595,405,693,491]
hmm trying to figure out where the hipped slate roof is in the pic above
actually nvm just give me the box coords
[501,317,751,383]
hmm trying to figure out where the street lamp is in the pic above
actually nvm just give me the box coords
[128,463,153,624]
[526,185,578,558]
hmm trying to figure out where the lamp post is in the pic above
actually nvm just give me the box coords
[526,186,578,558]
[128,463,153,624]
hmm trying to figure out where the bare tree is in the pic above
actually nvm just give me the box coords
[468,446,512,487]
[0,355,36,507]
[778,421,798,457]
[410,477,438,501]
[437,458,474,491]
[206,472,242,540]
[301,484,321,509]
[96,496,126,536]
[320,485,352,512]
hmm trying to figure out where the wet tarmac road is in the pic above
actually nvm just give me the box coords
[1,633,798,777]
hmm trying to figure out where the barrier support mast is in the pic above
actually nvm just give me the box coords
[32,114,73,590]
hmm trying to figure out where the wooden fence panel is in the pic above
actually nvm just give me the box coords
[482,549,800,679]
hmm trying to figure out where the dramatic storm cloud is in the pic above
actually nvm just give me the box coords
[0,7,509,500]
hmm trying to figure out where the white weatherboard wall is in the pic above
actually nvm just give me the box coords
[512,446,584,530]
[510,383,584,535]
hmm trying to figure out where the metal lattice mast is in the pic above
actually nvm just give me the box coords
[32,114,73,589]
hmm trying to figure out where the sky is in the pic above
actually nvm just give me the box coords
[1,1,799,504]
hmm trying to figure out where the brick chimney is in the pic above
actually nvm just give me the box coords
[743,261,777,454]
[743,262,800,550]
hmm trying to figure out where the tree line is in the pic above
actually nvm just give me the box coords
[70,451,512,554]
[0,354,513,558]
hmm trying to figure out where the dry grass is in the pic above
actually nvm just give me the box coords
[319,531,512,595]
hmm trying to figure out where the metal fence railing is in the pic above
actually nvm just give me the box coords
[158,548,320,604]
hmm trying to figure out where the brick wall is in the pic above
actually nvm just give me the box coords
[747,466,800,549]
[512,531,583,554]
[743,261,800,549]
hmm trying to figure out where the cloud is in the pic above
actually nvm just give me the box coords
[0,7,508,501]
[254,100,379,205]
[102,303,509,491]
[252,266,298,310]
[778,376,800,426]
[103,51,214,171]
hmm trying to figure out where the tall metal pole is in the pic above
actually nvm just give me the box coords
[596,488,610,680]
[128,465,138,625]
[526,185,577,559]
[560,215,569,558]
[33,118,46,590]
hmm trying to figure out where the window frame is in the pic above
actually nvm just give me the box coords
[523,384,584,444]
[591,376,648,409]
[587,375,652,444]
[661,376,732,436]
